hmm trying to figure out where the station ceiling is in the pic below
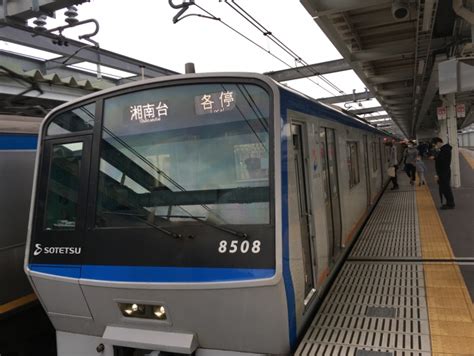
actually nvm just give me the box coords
[298,0,474,138]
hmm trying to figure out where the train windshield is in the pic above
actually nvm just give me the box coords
[96,83,271,228]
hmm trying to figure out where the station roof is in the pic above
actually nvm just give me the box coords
[299,0,474,138]
[0,24,178,117]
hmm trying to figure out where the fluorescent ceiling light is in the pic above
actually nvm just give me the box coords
[0,40,60,60]
[417,60,425,75]
[422,0,435,32]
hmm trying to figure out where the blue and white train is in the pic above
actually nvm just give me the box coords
[25,73,395,355]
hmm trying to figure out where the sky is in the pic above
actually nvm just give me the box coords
[1,0,386,115]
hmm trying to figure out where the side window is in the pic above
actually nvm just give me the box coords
[372,142,378,172]
[46,103,95,136]
[44,142,83,230]
[347,141,360,188]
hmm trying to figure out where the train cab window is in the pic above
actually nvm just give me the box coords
[94,83,271,228]
[43,142,83,230]
[347,141,360,188]
[46,103,95,136]
[234,143,268,181]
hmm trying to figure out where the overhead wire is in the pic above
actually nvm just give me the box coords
[192,4,295,71]
[224,0,344,95]
[225,1,301,59]
[190,2,339,96]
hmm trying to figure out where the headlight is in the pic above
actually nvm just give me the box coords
[153,305,167,320]
[118,303,167,320]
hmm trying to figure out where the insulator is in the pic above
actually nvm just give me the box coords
[33,15,47,31]
[64,6,79,25]
[52,37,65,46]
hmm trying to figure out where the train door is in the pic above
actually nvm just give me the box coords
[30,135,92,269]
[291,123,315,300]
[320,127,342,262]
[363,135,371,206]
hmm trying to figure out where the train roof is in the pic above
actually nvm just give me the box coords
[274,81,389,136]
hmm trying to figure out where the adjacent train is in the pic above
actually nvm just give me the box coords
[0,115,41,317]
[25,73,396,355]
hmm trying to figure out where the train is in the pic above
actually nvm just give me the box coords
[0,115,41,317]
[24,72,397,355]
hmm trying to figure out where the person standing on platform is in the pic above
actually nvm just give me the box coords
[403,141,418,185]
[432,137,455,209]
[387,141,399,190]
[415,155,426,186]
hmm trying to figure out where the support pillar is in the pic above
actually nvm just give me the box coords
[445,93,461,188]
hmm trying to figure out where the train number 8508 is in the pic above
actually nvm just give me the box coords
[218,240,261,254]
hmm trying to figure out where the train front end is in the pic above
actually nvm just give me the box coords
[25,75,291,355]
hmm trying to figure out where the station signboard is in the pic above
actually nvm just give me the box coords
[437,106,447,121]
[456,103,466,118]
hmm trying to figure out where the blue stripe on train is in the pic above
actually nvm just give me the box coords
[29,264,82,278]
[279,92,297,349]
[0,134,38,150]
[28,264,275,282]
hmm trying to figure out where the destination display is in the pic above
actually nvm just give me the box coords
[129,101,169,124]
[100,83,269,138]
[194,90,236,115]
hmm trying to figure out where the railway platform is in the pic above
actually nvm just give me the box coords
[296,151,474,356]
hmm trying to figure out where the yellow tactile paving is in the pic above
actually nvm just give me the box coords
[426,289,470,308]
[429,320,474,338]
[428,306,473,323]
[460,148,474,169]
[416,185,454,259]
[431,335,474,355]
[415,184,474,354]
[424,268,463,287]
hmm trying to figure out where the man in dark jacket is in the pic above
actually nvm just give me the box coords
[432,137,455,209]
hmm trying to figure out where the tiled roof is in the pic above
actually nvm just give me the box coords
[1,57,115,91]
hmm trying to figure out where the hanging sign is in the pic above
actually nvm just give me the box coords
[456,103,466,118]
[437,106,447,121]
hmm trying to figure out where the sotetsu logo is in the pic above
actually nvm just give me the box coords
[33,243,81,256]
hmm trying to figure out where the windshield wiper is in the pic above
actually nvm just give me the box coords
[101,211,183,239]
[159,214,248,239]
